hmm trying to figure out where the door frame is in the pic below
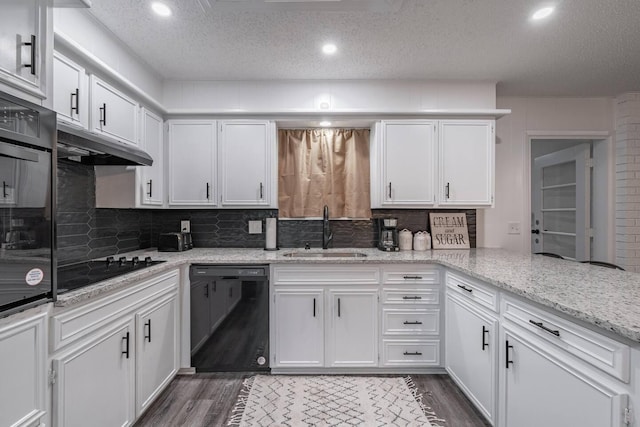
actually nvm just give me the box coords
[523,131,614,260]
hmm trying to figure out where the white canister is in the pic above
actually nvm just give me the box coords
[398,229,413,251]
[413,231,431,251]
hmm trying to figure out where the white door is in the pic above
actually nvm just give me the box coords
[532,144,590,260]
[53,319,135,427]
[136,294,179,417]
[273,289,324,367]
[500,327,627,427]
[53,52,87,128]
[90,76,138,145]
[167,120,217,206]
[380,121,436,207]
[138,108,164,206]
[219,121,275,207]
[445,294,497,424]
[327,289,378,367]
[439,120,494,206]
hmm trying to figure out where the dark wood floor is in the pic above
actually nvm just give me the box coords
[134,373,491,427]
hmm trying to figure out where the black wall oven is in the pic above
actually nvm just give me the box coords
[0,91,56,317]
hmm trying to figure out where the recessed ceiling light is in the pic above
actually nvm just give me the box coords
[319,121,332,127]
[322,43,337,55]
[151,2,172,17]
[531,6,554,20]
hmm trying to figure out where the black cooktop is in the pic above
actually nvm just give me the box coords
[57,256,165,293]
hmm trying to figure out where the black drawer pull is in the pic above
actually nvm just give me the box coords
[482,325,489,351]
[70,88,79,114]
[313,298,316,317]
[338,298,341,317]
[403,275,423,280]
[147,179,153,197]
[457,284,473,293]
[529,320,560,337]
[23,34,36,75]
[402,296,422,300]
[122,332,130,359]
[403,351,422,356]
[144,319,152,343]
[403,321,423,325]
[505,340,514,369]
[99,103,107,126]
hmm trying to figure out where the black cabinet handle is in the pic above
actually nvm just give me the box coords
[122,332,130,359]
[313,298,316,317]
[482,325,489,351]
[403,351,422,356]
[70,88,79,114]
[457,284,473,293]
[505,340,514,369]
[99,103,107,126]
[147,180,153,197]
[388,182,392,198]
[402,296,422,300]
[2,181,7,198]
[403,275,422,280]
[531,229,540,235]
[445,182,450,199]
[204,284,209,298]
[403,321,423,325]
[206,182,210,199]
[22,34,36,75]
[259,182,263,199]
[144,319,151,343]
[529,320,560,337]
[338,298,341,317]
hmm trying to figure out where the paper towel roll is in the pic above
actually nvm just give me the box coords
[265,218,277,249]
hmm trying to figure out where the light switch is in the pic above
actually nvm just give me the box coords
[249,220,262,234]
[508,221,521,235]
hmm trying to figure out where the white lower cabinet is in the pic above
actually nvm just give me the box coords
[499,324,628,427]
[0,307,47,427]
[445,293,497,424]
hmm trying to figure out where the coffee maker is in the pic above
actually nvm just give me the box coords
[377,218,399,251]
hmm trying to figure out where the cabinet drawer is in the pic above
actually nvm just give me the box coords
[272,265,380,286]
[382,309,439,335]
[51,269,179,352]
[382,288,439,305]
[382,340,440,366]
[381,265,440,285]
[446,271,498,312]
[502,296,630,382]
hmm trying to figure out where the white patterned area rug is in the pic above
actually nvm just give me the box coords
[227,375,445,426]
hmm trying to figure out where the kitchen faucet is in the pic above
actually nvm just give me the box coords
[322,205,333,249]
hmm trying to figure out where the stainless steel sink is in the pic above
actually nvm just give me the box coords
[283,252,367,258]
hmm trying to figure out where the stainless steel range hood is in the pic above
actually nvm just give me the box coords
[57,123,153,166]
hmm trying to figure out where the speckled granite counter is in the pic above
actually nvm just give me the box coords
[55,247,640,343]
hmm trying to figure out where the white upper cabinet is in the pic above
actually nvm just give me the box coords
[218,120,276,208]
[53,51,88,128]
[0,0,47,100]
[90,75,139,146]
[138,108,164,206]
[373,120,437,208]
[167,120,217,206]
[438,120,494,206]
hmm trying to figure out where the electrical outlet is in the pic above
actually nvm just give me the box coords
[508,221,521,235]
[249,220,262,234]
[181,220,191,232]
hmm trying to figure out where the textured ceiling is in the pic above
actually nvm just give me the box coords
[86,0,640,96]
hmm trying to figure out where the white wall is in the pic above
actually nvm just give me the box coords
[53,8,163,105]
[480,97,614,253]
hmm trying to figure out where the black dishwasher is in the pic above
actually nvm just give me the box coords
[189,265,269,372]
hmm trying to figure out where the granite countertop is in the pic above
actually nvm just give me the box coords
[54,247,640,344]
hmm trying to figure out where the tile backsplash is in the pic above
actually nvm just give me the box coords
[56,161,475,264]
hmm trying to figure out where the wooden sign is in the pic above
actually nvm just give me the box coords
[429,213,470,249]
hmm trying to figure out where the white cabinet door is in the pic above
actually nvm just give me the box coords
[327,289,378,367]
[273,289,324,367]
[219,120,276,207]
[438,120,494,206]
[53,51,87,128]
[167,120,217,206]
[500,326,628,427]
[138,108,164,206]
[445,294,497,425]
[377,120,436,207]
[90,75,138,146]
[53,318,135,427]
[136,293,179,417]
[0,0,46,99]
[0,310,47,427]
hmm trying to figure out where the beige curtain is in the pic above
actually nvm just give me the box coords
[278,128,371,218]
